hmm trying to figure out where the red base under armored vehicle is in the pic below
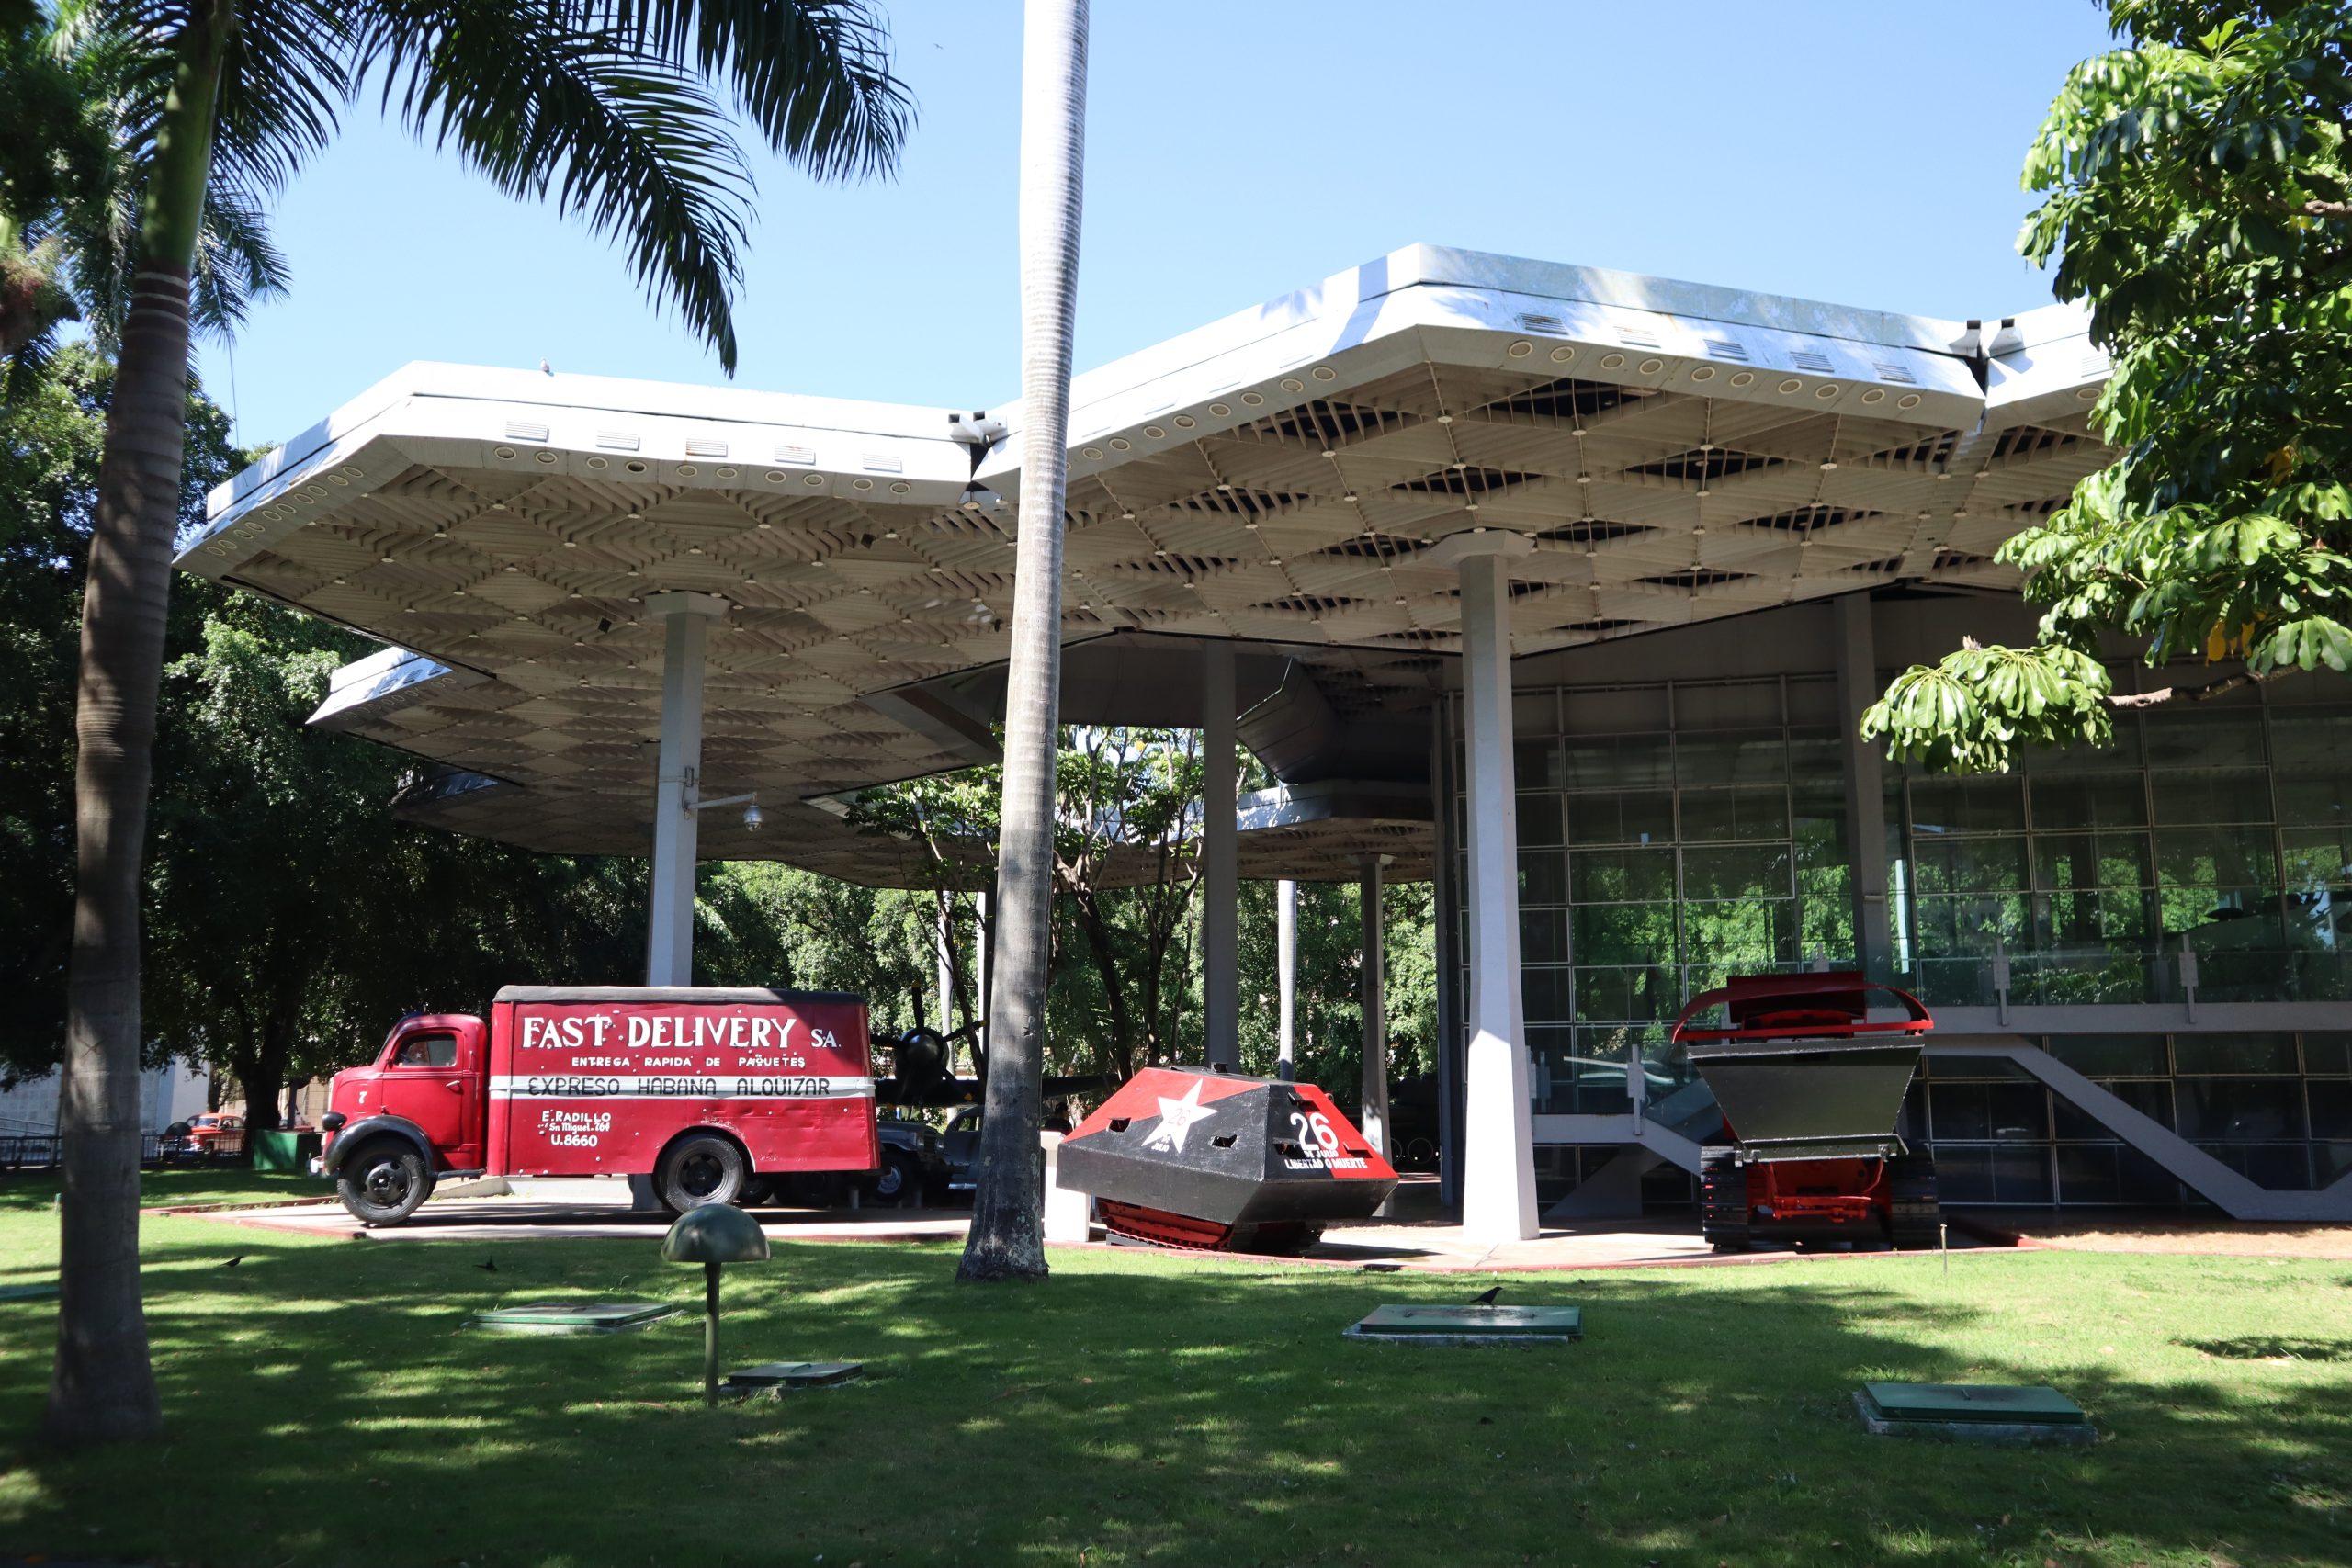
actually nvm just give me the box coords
[1676,973,1940,1253]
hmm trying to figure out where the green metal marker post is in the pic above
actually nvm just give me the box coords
[661,1205,772,1407]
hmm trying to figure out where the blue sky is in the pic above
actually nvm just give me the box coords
[194,0,2119,449]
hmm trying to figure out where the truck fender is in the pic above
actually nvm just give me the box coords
[321,1114,436,1178]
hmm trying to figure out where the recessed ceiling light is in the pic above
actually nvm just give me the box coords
[1173,415,1196,428]
[2075,387,2098,400]
[561,539,577,547]
[1860,389,1885,405]
[890,480,911,494]
[1815,385,1839,400]
[1577,475,1592,485]
[330,576,347,585]
[1437,414,1453,425]
[1109,437,1131,451]
[1820,460,1838,471]
[452,588,467,596]
[1730,371,1757,388]
[853,479,873,491]
[1342,492,1358,502]
[1241,392,1264,406]
[1600,353,1626,369]
[804,474,825,486]
[1143,425,1165,439]
[1506,340,1536,359]
[1081,446,1103,459]
[493,446,516,459]
[587,457,608,470]
[1690,366,1717,382]
[1311,367,1336,381]
[1638,358,1664,374]
[1897,393,1922,410]
[1778,378,1804,394]
[1207,403,1230,416]
[1281,378,1305,393]
[1550,346,1576,363]
[677,464,699,478]
[535,451,557,465]
[756,521,772,530]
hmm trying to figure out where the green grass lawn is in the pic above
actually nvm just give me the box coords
[0,1204,2346,1568]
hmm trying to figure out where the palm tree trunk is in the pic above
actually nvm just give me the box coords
[47,0,231,1445]
[957,0,1088,1284]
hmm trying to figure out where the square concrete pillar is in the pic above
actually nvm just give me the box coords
[1430,535,1540,1242]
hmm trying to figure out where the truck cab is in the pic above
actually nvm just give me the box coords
[318,1013,487,1224]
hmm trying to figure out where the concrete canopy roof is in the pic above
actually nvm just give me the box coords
[177,244,2112,885]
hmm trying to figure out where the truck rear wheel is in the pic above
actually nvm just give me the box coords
[657,1133,749,1213]
[338,1141,432,1226]
[869,1149,921,1207]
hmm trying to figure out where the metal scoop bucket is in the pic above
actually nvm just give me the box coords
[1672,973,1932,1164]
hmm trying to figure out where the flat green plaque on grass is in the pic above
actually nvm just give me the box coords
[467,1301,680,1335]
[724,1361,865,1392]
[0,1282,58,1303]
[1856,1382,2096,1446]
[1347,1303,1582,1344]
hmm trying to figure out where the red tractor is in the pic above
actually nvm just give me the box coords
[1674,972,1940,1253]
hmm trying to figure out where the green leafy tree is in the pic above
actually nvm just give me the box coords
[1865,0,2352,773]
[38,0,910,1443]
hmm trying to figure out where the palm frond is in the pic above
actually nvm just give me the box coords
[188,181,288,338]
[210,0,349,196]
[356,0,754,371]
[593,0,912,180]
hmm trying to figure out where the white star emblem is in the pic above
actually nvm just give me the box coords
[1143,1079,1217,1155]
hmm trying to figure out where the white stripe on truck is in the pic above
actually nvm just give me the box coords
[489,1075,874,1099]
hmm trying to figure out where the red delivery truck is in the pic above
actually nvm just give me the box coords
[316,986,877,1226]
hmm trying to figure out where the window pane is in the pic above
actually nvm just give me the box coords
[1563,733,1672,790]
[2152,767,2273,825]
[2305,1033,2352,1077]
[2309,1081,2352,1140]
[2046,1035,2168,1077]
[1520,851,1567,907]
[1566,790,1673,846]
[2156,826,2279,890]
[1912,835,2030,895]
[1676,730,1788,786]
[2034,833,2152,893]
[2053,1078,2174,1138]
[2176,1079,2305,1140]
[2143,710,2267,768]
[2172,1033,2298,1075]
[1910,775,2025,836]
[1521,908,1567,964]
[1679,787,1790,842]
[1680,900,1795,967]
[1571,905,1677,965]
[1515,738,1562,790]
[1572,848,1676,904]
[1681,842,1792,902]
[1518,794,1564,848]
[1791,785,1849,868]
[1573,966,1680,1022]
[2031,773,2148,830]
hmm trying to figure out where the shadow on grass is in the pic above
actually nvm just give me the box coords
[0,1224,2346,1568]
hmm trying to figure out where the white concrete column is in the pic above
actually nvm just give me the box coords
[1358,853,1391,1158]
[1275,878,1299,1078]
[1434,535,1539,1242]
[1835,593,1894,980]
[1202,643,1239,1069]
[644,591,729,987]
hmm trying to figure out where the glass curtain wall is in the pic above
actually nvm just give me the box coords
[1448,676,1855,1117]
[1891,687,2352,1009]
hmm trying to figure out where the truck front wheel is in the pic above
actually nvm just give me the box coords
[337,1141,432,1226]
[657,1133,749,1213]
